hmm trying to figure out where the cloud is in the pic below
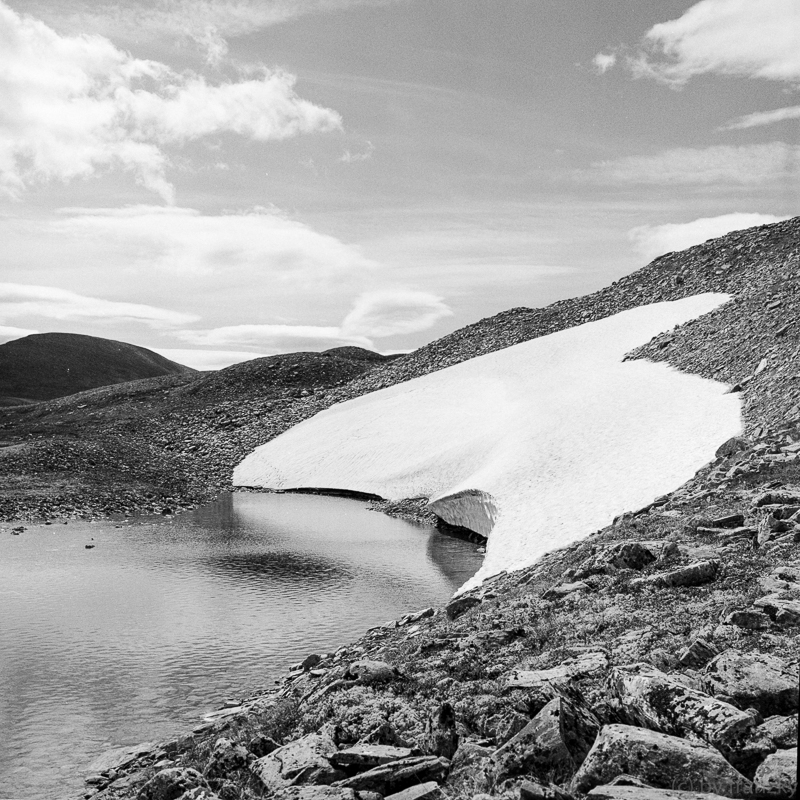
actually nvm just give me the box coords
[0,2,341,201]
[151,347,266,370]
[628,213,790,260]
[177,289,453,354]
[339,141,375,163]
[584,142,800,185]
[0,324,38,344]
[0,283,198,327]
[21,1,396,45]
[341,290,453,338]
[52,205,375,281]
[722,105,800,130]
[635,0,800,84]
[592,53,617,74]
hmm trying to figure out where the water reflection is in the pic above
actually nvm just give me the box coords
[0,492,483,800]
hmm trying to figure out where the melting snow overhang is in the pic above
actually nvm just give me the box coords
[234,294,742,590]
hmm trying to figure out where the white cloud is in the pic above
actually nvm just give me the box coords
[21,1,394,44]
[51,205,375,281]
[0,324,38,343]
[0,283,198,327]
[177,324,372,351]
[339,141,375,163]
[585,143,800,185]
[176,289,453,354]
[628,213,790,260]
[0,2,341,200]
[341,290,453,338]
[151,347,266,370]
[636,0,800,84]
[722,106,800,130]
[592,53,617,74]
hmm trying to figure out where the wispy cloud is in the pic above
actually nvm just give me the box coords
[177,289,452,353]
[722,105,800,131]
[0,283,199,327]
[0,2,341,201]
[19,0,398,54]
[628,213,790,261]
[339,141,375,163]
[632,0,800,84]
[0,324,38,344]
[582,142,800,185]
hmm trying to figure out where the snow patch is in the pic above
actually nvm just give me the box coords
[234,294,741,589]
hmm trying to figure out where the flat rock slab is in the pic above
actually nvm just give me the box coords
[273,788,358,800]
[87,742,156,775]
[543,581,590,599]
[703,651,798,716]
[384,781,442,800]
[334,755,450,794]
[631,560,719,590]
[252,732,343,791]
[571,724,753,798]
[331,745,414,769]
[588,787,732,800]
[609,663,755,760]
[506,651,609,689]
[754,749,797,798]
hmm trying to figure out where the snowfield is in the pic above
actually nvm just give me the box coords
[234,294,742,589]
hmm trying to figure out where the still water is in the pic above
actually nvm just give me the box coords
[0,492,483,800]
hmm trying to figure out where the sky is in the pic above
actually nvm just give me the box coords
[0,0,798,370]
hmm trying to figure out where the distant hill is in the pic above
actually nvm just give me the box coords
[0,333,196,403]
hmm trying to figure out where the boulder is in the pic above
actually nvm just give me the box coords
[571,725,752,798]
[543,581,590,600]
[333,755,450,794]
[518,779,575,799]
[756,715,798,749]
[588,787,732,799]
[608,663,756,761]
[331,744,414,769]
[703,651,798,716]
[251,732,344,791]
[724,611,771,630]
[203,737,251,779]
[138,768,209,800]
[445,742,493,796]
[384,782,442,800]
[753,749,797,798]
[344,660,402,684]
[678,639,719,668]
[506,651,609,690]
[271,788,358,800]
[422,703,459,759]
[754,597,800,627]
[630,560,719,590]
[492,695,599,784]
[445,595,481,620]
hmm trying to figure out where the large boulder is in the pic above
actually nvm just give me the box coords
[444,743,493,796]
[753,749,797,798]
[492,695,599,784]
[251,732,344,791]
[703,651,798,716]
[137,768,209,800]
[571,725,752,798]
[333,755,450,795]
[609,664,756,761]
[505,651,609,690]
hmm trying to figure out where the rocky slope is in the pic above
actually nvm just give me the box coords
[5,216,800,799]
[0,332,196,404]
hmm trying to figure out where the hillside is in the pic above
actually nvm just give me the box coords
[58,216,800,800]
[0,332,196,403]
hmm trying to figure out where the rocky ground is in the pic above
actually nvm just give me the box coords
[3,217,800,799]
[76,427,800,800]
